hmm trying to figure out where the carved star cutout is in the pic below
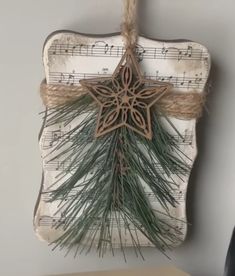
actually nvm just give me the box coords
[80,48,173,139]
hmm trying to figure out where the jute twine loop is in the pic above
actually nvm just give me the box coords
[40,80,205,120]
[121,0,138,49]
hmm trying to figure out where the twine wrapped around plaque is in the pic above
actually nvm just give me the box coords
[40,79,205,120]
[37,0,208,257]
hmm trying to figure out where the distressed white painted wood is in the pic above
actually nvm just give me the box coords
[34,31,211,249]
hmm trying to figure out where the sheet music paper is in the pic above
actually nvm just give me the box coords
[34,32,211,248]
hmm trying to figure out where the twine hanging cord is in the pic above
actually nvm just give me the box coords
[40,80,205,120]
[121,0,138,48]
[40,0,206,120]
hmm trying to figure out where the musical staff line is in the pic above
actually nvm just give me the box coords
[44,156,191,175]
[42,130,74,149]
[38,215,185,234]
[48,41,209,62]
[42,129,193,150]
[41,189,185,203]
[49,71,206,90]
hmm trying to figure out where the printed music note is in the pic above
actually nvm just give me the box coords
[109,45,114,56]
[185,45,192,58]
[195,72,203,88]
[136,45,146,61]
[58,73,65,83]
[71,45,78,56]
[64,43,69,54]
[66,74,75,85]
[49,130,62,147]
[167,75,173,82]
[187,79,192,89]
[92,41,110,55]
[104,43,109,54]
[161,46,168,59]
[178,49,183,61]
[180,72,186,86]
[79,44,88,55]
[90,44,96,55]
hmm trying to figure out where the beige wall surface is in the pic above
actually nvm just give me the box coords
[0,1,234,276]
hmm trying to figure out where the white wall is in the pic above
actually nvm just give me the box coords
[0,1,234,275]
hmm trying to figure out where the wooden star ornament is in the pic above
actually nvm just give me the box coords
[80,48,173,140]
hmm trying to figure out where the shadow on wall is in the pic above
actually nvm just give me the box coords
[224,227,235,276]
[185,58,219,242]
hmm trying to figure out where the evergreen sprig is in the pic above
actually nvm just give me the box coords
[41,93,190,258]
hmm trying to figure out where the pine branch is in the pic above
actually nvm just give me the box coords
[41,95,190,257]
